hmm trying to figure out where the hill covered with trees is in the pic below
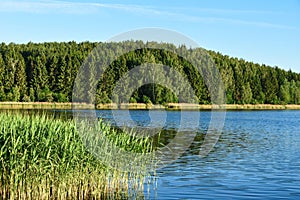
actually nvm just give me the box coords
[0,41,299,104]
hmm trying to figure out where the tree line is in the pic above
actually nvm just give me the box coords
[0,41,299,104]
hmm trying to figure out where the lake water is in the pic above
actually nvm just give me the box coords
[16,109,300,199]
[94,110,300,199]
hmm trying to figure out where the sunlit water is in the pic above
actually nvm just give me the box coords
[11,109,300,199]
[97,110,300,199]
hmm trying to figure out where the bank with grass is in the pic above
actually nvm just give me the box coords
[0,112,154,199]
[1,102,300,110]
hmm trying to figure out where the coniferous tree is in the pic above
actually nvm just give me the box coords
[0,41,299,105]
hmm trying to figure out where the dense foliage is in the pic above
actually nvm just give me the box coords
[0,112,152,198]
[0,41,299,104]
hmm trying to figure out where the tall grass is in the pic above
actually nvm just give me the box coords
[0,112,154,199]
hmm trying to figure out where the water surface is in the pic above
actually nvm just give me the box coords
[94,110,300,199]
[7,109,300,199]
[144,110,300,199]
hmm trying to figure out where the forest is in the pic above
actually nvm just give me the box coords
[0,41,300,105]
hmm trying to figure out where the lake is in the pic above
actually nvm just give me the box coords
[99,110,300,199]
[11,109,300,199]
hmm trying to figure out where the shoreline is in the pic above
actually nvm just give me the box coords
[0,102,300,110]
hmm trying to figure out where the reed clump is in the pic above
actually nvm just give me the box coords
[0,112,153,199]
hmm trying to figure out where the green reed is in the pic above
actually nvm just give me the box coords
[0,112,154,199]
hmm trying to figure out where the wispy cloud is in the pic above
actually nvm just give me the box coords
[171,7,285,15]
[0,0,157,14]
[0,0,296,30]
[175,15,296,30]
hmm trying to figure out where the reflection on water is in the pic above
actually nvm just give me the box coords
[150,111,300,199]
[3,109,300,199]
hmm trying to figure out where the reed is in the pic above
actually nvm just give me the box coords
[0,112,154,199]
[1,102,300,110]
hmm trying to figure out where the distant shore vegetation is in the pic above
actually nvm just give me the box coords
[0,41,300,105]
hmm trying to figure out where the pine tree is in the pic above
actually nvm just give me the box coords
[279,79,291,104]
[241,82,253,104]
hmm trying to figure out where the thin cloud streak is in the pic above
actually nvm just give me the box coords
[181,15,297,30]
[0,0,153,14]
[172,7,285,15]
[0,0,296,30]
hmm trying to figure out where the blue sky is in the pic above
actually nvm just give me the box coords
[0,0,300,72]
